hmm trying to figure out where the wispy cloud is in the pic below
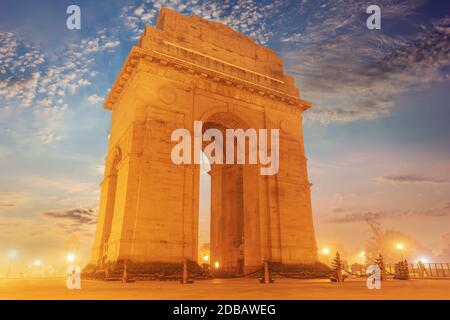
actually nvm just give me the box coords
[379,174,450,185]
[24,176,95,194]
[282,0,450,123]
[327,202,450,223]
[42,208,97,225]
[120,0,284,44]
[0,28,120,111]
[0,192,30,210]
[36,128,63,144]
[87,94,104,105]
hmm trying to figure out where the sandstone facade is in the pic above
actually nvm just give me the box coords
[90,8,318,275]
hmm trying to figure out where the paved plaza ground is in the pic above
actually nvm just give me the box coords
[0,277,449,300]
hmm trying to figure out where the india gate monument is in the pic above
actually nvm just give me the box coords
[87,8,318,276]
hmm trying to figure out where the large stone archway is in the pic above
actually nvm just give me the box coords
[89,8,318,275]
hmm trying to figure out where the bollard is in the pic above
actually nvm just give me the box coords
[264,261,270,284]
[122,259,128,283]
[182,259,188,284]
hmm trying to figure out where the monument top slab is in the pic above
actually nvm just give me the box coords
[140,8,287,81]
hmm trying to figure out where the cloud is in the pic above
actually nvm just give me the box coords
[0,28,120,111]
[42,208,97,225]
[104,40,120,49]
[281,1,450,123]
[24,176,95,194]
[36,128,63,144]
[379,174,450,185]
[327,202,450,223]
[0,219,24,227]
[0,192,29,209]
[0,203,15,207]
[87,94,104,105]
[120,0,284,43]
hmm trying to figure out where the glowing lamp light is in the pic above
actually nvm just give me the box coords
[8,250,17,259]
[203,255,209,262]
[322,248,330,255]
[417,257,428,264]
[214,261,220,269]
[34,259,41,266]
[396,243,404,250]
[66,253,76,263]
[360,251,365,257]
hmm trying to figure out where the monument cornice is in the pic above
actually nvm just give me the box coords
[104,46,312,112]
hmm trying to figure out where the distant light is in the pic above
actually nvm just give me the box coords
[34,259,41,266]
[203,255,209,262]
[322,248,330,255]
[396,243,404,250]
[66,253,76,263]
[360,251,366,257]
[8,250,17,259]
[214,261,219,269]
[417,257,428,264]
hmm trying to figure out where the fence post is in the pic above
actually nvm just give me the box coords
[418,261,425,277]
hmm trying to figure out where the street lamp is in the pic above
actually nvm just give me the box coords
[321,248,330,265]
[8,250,17,259]
[214,261,220,269]
[66,253,76,263]
[417,257,428,264]
[360,251,366,264]
[203,255,209,263]
[34,259,41,266]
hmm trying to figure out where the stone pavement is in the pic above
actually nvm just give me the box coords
[0,277,449,300]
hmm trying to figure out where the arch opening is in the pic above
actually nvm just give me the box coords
[197,114,254,276]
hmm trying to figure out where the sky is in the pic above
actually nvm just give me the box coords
[0,0,449,274]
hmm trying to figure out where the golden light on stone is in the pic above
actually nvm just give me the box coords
[89,8,318,276]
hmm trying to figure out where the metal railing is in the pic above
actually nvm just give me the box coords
[346,262,450,279]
